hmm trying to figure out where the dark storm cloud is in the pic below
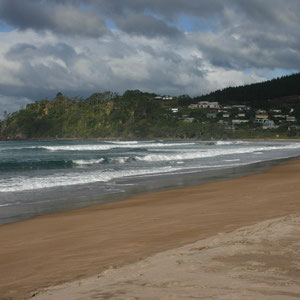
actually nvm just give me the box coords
[91,0,224,19]
[0,35,208,106]
[0,0,107,37]
[1,0,299,51]
[1,0,300,116]
[115,14,182,38]
[184,0,300,72]
[5,42,82,66]
[1,41,90,101]
[0,0,226,37]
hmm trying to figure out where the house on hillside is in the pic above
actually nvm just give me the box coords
[162,96,173,100]
[237,113,246,118]
[218,120,228,124]
[188,104,199,109]
[286,116,296,122]
[188,101,220,109]
[273,114,285,119]
[255,114,268,120]
[254,118,278,129]
[232,119,249,125]
[232,105,250,111]
[288,125,300,130]
[199,101,220,109]
[256,109,267,114]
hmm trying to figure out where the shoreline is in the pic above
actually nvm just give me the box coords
[0,157,300,299]
[1,155,298,226]
[2,137,300,142]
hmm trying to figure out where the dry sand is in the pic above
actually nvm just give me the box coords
[33,214,300,300]
[0,158,300,299]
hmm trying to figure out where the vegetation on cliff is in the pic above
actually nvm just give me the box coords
[1,73,300,140]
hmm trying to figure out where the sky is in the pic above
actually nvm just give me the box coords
[0,0,299,116]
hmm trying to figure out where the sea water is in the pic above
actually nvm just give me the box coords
[1,139,300,224]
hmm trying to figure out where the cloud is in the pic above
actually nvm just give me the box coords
[115,14,182,38]
[5,42,82,66]
[0,0,108,37]
[0,29,264,115]
[91,0,224,20]
[0,1,299,114]
[0,95,32,119]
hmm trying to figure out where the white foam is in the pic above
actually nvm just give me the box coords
[74,157,132,165]
[0,166,181,192]
[35,145,114,151]
[224,159,241,162]
[111,157,130,164]
[216,140,248,145]
[135,144,300,162]
[24,142,196,152]
[73,158,105,165]
[109,141,139,144]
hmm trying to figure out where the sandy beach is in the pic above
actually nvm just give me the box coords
[34,214,300,300]
[0,158,300,299]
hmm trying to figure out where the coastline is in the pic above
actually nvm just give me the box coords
[1,154,298,226]
[0,157,300,299]
[2,137,300,142]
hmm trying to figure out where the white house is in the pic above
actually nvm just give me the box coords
[198,101,220,109]
[188,104,199,109]
[256,109,267,114]
[232,105,250,111]
[188,101,219,109]
[262,120,278,129]
[254,118,278,129]
[232,119,249,125]
[163,96,173,100]
[286,116,296,122]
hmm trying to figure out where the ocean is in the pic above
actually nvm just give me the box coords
[1,139,300,225]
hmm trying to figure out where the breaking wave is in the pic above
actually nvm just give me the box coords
[216,141,249,145]
[4,142,196,152]
[0,166,181,192]
[135,144,300,162]
[73,158,105,165]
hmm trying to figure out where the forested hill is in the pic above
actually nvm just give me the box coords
[1,73,300,140]
[197,73,300,107]
[0,91,169,139]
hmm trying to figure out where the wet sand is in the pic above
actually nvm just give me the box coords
[0,158,300,299]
